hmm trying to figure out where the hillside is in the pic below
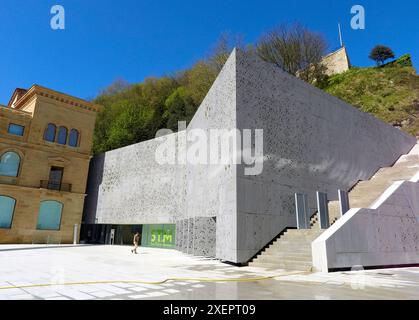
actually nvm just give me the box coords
[92,53,419,154]
[321,54,419,136]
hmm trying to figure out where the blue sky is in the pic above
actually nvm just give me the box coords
[0,0,418,104]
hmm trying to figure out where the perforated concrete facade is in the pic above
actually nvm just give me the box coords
[83,49,416,264]
[84,132,186,225]
[233,50,416,263]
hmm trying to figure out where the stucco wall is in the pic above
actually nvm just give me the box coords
[312,173,419,272]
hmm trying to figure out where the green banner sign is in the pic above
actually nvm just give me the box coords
[141,224,175,248]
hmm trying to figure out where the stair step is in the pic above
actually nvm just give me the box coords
[260,251,312,258]
[282,233,324,237]
[278,235,323,241]
[268,242,312,247]
[266,244,312,250]
[273,240,313,244]
[283,230,324,234]
[249,261,312,271]
[256,255,311,263]
[265,248,312,255]
[284,231,324,236]
[272,239,318,245]
[250,143,419,272]
[267,243,312,248]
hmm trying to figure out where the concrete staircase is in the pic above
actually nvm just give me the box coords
[328,143,419,217]
[249,227,323,270]
[249,214,338,271]
[249,142,419,271]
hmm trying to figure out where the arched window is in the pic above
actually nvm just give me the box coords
[57,127,68,145]
[0,196,16,229]
[69,129,79,147]
[44,124,56,142]
[0,152,21,177]
[36,200,63,231]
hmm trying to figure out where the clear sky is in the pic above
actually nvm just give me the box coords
[0,0,418,104]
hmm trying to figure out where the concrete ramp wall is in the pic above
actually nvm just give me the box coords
[312,172,419,272]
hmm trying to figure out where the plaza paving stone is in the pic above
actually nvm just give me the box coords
[0,244,418,300]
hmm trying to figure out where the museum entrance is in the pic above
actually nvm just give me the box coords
[80,224,175,248]
[80,224,142,245]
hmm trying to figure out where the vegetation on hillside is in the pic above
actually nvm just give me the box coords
[369,45,395,66]
[256,23,328,83]
[92,24,332,155]
[322,54,419,136]
[92,37,234,154]
[92,30,418,154]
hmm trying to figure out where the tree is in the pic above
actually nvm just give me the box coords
[92,33,245,154]
[99,78,130,96]
[256,23,328,82]
[164,87,196,131]
[369,45,395,66]
[106,102,154,150]
[207,32,245,73]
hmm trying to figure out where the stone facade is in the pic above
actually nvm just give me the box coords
[321,46,351,76]
[0,85,99,244]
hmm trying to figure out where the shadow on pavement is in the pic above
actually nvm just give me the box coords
[0,244,103,252]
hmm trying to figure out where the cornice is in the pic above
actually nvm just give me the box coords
[0,139,92,161]
[0,105,33,118]
[13,85,102,113]
[0,182,87,197]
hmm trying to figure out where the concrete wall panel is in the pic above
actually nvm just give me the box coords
[312,174,419,272]
[233,50,416,263]
[84,132,186,225]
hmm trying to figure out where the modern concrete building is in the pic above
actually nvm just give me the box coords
[83,49,417,269]
[0,85,100,244]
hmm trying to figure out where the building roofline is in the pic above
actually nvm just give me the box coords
[12,84,102,113]
[322,46,347,59]
[0,104,33,117]
[7,88,28,108]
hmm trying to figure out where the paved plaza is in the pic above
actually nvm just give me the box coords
[0,245,418,300]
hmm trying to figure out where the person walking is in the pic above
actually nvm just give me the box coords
[131,232,140,254]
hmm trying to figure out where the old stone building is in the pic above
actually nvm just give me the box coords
[0,85,100,244]
[320,46,351,76]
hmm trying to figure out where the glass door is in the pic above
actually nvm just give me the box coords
[49,167,64,190]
